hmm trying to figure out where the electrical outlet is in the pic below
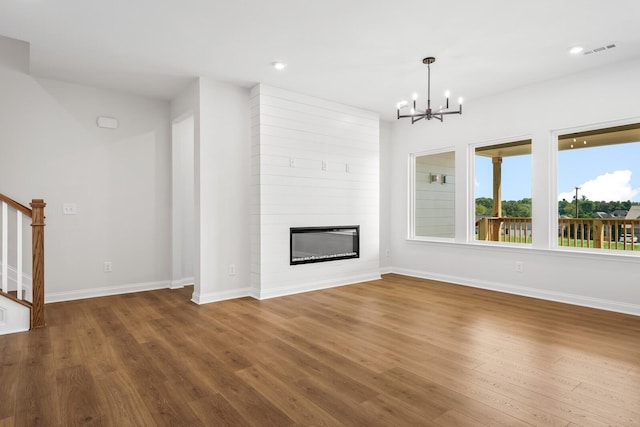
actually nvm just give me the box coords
[515,261,523,273]
[63,203,77,215]
[228,264,236,276]
[289,157,295,167]
[103,261,113,272]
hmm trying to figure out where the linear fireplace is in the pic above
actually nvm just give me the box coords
[290,226,360,265]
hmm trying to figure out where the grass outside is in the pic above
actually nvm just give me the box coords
[475,235,640,251]
[558,238,640,251]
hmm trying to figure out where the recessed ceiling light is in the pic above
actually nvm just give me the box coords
[272,62,287,70]
[569,46,584,55]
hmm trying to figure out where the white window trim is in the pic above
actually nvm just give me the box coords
[468,135,533,244]
[550,116,640,253]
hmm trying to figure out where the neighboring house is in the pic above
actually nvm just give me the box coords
[625,205,640,235]
[626,206,640,220]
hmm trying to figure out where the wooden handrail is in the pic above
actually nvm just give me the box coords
[0,192,32,216]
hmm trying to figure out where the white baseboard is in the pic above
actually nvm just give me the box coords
[379,266,393,275]
[248,286,261,299]
[170,277,194,289]
[193,272,382,304]
[256,272,382,300]
[391,267,640,317]
[191,287,252,305]
[45,280,172,303]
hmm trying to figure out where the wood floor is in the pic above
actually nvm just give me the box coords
[1,274,639,426]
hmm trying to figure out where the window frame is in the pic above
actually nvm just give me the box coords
[469,136,533,245]
[551,118,640,254]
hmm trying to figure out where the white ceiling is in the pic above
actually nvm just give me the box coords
[1,0,639,120]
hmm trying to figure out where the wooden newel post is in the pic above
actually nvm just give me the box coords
[30,199,46,329]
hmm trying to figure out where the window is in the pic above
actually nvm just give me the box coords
[474,139,532,244]
[557,124,640,251]
[411,150,455,239]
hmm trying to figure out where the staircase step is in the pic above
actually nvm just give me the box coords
[0,290,32,309]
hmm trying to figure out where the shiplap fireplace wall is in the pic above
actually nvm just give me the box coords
[250,85,381,299]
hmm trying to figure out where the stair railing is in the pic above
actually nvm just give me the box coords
[0,193,46,329]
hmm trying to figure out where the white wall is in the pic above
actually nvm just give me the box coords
[388,58,640,315]
[192,78,252,303]
[0,64,172,301]
[1,36,384,307]
[0,35,28,73]
[379,121,392,271]
[170,79,200,297]
[171,115,195,288]
[251,85,380,298]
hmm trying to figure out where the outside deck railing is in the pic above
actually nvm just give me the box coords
[476,217,640,250]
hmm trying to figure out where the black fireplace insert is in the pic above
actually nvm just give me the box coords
[290,226,360,265]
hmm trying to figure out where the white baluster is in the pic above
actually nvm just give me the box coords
[17,211,23,300]
[1,201,7,293]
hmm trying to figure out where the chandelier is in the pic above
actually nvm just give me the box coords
[396,57,463,123]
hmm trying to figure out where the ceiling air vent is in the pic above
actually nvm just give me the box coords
[584,43,616,55]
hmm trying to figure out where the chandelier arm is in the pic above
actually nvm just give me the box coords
[438,110,462,116]
[398,113,423,119]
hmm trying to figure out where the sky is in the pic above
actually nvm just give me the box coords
[474,142,640,203]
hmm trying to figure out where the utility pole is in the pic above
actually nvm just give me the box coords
[574,187,580,218]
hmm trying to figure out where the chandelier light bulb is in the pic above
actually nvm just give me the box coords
[444,90,451,98]
[412,93,419,100]
[458,97,464,104]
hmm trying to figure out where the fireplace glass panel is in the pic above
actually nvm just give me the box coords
[290,226,359,265]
